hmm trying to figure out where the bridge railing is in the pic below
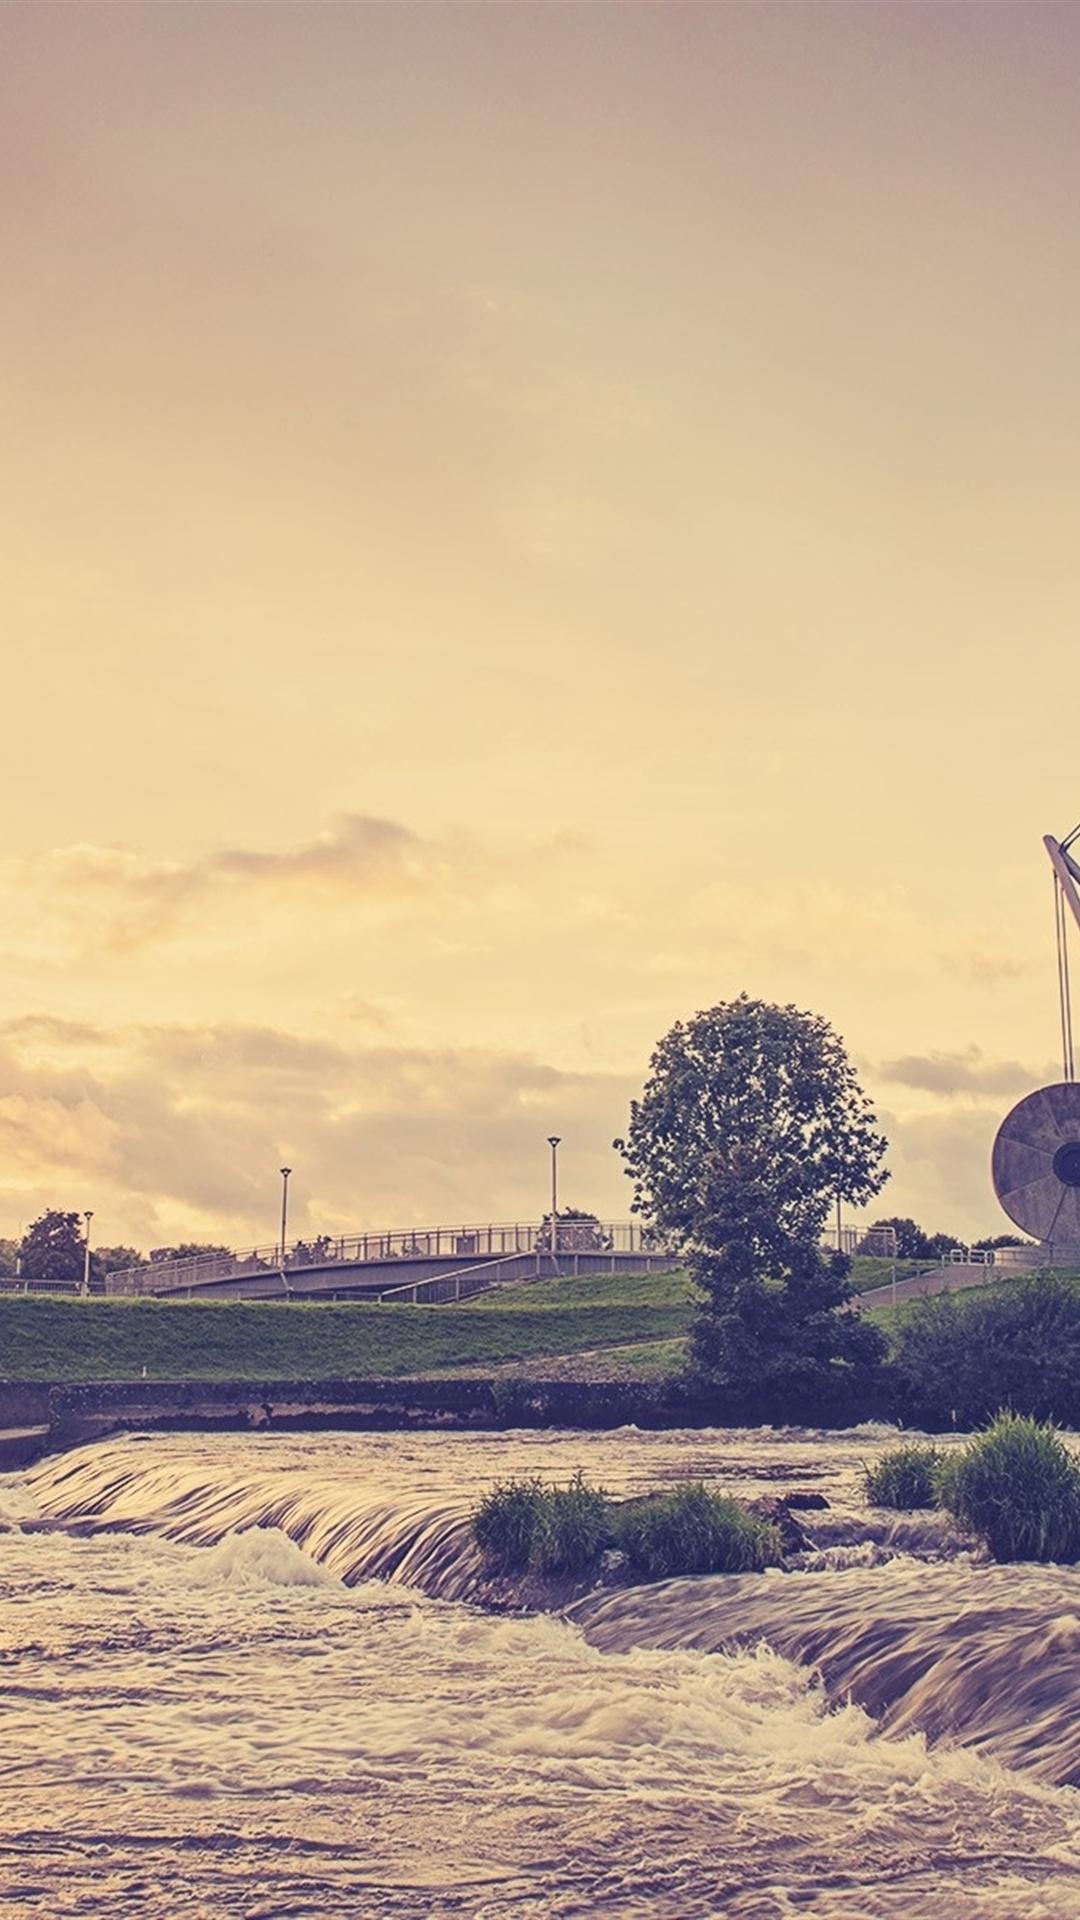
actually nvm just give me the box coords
[378,1256,517,1306]
[104,1220,677,1296]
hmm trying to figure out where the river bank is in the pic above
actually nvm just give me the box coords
[0,1365,930,1469]
[0,1373,861,1466]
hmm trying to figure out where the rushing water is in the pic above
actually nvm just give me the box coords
[3,1425,1080,1917]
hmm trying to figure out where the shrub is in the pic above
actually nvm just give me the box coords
[472,1475,784,1579]
[615,1482,782,1577]
[473,1472,610,1574]
[472,1476,549,1571]
[529,1471,610,1574]
[863,1444,943,1509]
[891,1275,1080,1427]
[937,1412,1080,1563]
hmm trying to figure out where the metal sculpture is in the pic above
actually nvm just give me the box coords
[992,1081,1080,1247]
[991,827,1080,1250]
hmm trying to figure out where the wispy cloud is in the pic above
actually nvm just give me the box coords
[9,813,578,955]
[877,1046,1048,1100]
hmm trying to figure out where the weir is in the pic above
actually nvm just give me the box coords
[26,1428,1080,1790]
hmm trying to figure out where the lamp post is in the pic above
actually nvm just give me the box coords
[279,1167,292,1266]
[82,1210,94,1296]
[547,1136,561,1266]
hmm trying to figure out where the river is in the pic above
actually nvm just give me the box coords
[2,1424,1079,1918]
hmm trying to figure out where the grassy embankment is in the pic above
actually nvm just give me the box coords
[0,1259,1054,1386]
[0,1268,691,1384]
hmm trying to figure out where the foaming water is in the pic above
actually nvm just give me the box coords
[573,1557,1080,1785]
[5,1427,1080,1917]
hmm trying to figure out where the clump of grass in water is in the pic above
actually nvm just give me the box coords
[472,1472,609,1574]
[530,1471,610,1574]
[473,1476,549,1571]
[937,1411,1080,1564]
[472,1474,780,1578]
[615,1483,782,1577]
[863,1444,943,1510]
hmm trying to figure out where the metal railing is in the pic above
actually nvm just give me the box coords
[374,1242,674,1306]
[105,1219,676,1297]
[0,1275,81,1296]
[378,1255,516,1305]
[821,1226,899,1258]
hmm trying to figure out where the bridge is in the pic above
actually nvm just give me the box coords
[99,1219,676,1303]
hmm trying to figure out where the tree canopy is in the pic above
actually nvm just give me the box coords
[149,1243,232,1264]
[616,994,888,1255]
[617,995,890,1408]
[859,1217,964,1260]
[537,1209,611,1252]
[19,1211,87,1285]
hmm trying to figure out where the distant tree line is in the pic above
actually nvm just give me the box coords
[857,1216,1029,1260]
[0,1212,231,1289]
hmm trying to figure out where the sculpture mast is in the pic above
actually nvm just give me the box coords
[1044,829,1080,1081]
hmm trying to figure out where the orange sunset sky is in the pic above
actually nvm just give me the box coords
[2,2,1078,1252]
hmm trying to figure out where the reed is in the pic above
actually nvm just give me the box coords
[472,1476,550,1570]
[529,1471,611,1574]
[614,1483,782,1576]
[937,1412,1080,1564]
[472,1474,781,1578]
[863,1444,943,1510]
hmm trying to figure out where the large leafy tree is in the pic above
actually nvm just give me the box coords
[616,995,890,1403]
[19,1211,87,1284]
[618,995,887,1250]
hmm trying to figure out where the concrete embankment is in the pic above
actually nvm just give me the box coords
[0,1377,712,1463]
[0,1373,895,1466]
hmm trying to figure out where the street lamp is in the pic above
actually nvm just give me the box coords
[279,1167,292,1267]
[547,1137,561,1264]
[82,1210,94,1296]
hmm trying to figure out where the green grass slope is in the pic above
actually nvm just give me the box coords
[0,1271,690,1384]
[0,1259,1043,1387]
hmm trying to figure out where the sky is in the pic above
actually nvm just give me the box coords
[2,1,1079,1254]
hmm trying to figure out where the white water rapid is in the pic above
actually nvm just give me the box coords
[4,1425,1080,1917]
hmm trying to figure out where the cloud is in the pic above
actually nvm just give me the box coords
[8,812,580,956]
[940,947,1031,986]
[0,1016,636,1249]
[0,1015,114,1047]
[877,1046,1048,1100]
[876,1103,1004,1241]
[31,814,443,949]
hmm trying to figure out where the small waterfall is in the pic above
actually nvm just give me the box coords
[30,1442,484,1599]
[28,1437,1080,1789]
[572,1561,1080,1786]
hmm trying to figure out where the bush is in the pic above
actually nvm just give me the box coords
[473,1472,610,1573]
[937,1412,1080,1563]
[472,1475,781,1579]
[891,1275,1080,1427]
[473,1476,549,1571]
[863,1444,943,1509]
[615,1482,782,1577]
[529,1471,610,1574]
[688,1242,888,1416]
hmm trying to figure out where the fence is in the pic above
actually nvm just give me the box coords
[104,1219,676,1297]
[3,1220,954,1301]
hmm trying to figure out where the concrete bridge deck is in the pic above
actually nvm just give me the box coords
[99,1221,676,1303]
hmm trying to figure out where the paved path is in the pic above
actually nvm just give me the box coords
[857,1264,996,1310]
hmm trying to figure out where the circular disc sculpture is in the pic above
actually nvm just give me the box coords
[992,1082,1080,1248]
